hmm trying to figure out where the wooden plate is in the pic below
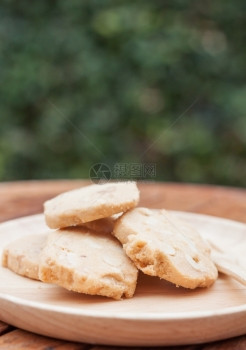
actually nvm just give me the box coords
[0,212,246,346]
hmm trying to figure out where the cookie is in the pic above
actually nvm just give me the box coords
[2,234,47,280]
[44,182,139,229]
[113,208,218,289]
[39,227,138,299]
[82,213,121,235]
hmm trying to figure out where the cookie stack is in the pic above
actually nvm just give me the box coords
[2,181,218,300]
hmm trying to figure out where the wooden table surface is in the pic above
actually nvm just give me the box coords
[0,180,246,350]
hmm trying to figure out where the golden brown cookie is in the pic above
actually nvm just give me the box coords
[39,227,138,299]
[113,208,218,289]
[82,213,122,234]
[44,182,139,229]
[2,234,47,280]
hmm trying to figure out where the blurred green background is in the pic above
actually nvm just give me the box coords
[0,0,245,186]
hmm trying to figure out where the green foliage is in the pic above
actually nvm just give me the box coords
[0,0,246,185]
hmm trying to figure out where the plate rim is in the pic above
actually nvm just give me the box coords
[1,292,246,321]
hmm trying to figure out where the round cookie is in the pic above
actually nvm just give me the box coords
[113,207,218,289]
[82,213,122,235]
[2,234,48,280]
[39,227,138,299]
[44,182,139,229]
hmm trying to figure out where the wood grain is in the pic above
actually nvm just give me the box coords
[0,321,12,336]
[0,329,86,349]
[0,180,245,349]
[200,335,246,350]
